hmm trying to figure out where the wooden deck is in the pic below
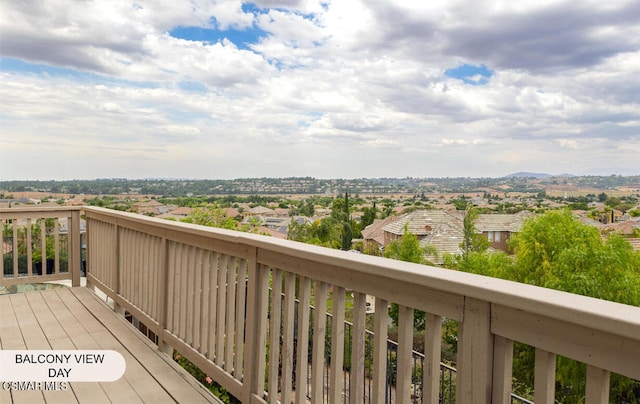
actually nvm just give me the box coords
[0,287,220,403]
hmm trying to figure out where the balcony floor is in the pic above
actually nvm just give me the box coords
[0,287,220,403]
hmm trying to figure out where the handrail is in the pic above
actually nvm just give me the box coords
[81,207,639,338]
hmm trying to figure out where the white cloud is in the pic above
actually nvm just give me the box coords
[1,0,639,180]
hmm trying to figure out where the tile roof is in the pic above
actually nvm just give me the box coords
[381,209,464,236]
[419,222,465,264]
[601,219,640,235]
[362,216,399,246]
[627,238,640,251]
[475,211,533,232]
[170,207,193,216]
[249,206,275,215]
[133,200,164,207]
[225,207,241,218]
[255,226,287,239]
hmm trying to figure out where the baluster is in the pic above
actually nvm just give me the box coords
[215,253,227,367]
[372,297,389,404]
[492,335,514,404]
[26,218,32,277]
[40,218,46,277]
[311,281,329,404]
[585,365,610,404]
[268,268,283,403]
[234,258,247,378]
[350,292,367,404]
[329,286,345,404]
[424,314,443,404]
[225,256,238,372]
[281,272,296,402]
[534,348,556,403]
[295,276,311,403]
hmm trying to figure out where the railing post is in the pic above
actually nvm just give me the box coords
[0,217,4,280]
[456,297,493,404]
[157,234,172,355]
[69,209,81,287]
[396,305,414,404]
[113,222,124,315]
[243,247,268,402]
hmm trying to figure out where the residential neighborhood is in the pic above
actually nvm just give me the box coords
[2,176,639,265]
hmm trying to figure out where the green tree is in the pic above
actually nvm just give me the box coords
[461,206,489,258]
[506,210,640,402]
[360,202,378,230]
[330,193,354,250]
[448,210,640,402]
[181,206,238,230]
[509,210,640,304]
[384,224,427,264]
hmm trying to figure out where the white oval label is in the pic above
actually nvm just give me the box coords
[0,350,126,382]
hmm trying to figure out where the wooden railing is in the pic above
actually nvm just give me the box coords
[3,206,639,403]
[0,207,82,287]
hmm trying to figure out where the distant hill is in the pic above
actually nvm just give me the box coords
[505,172,552,178]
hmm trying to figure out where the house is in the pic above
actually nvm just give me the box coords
[132,200,165,216]
[170,206,193,217]
[601,219,640,236]
[273,208,290,217]
[254,226,288,239]
[244,205,275,219]
[381,210,465,262]
[381,210,464,246]
[475,211,533,252]
[224,207,241,220]
[361,216,399,252]
[246,215,312,237]
[380,209,533,262]
[158,206,193,221]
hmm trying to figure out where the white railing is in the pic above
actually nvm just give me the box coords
[3,206,639,403]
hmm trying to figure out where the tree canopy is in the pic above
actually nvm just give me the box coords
[449,209,640,402]
[509,209,640,306]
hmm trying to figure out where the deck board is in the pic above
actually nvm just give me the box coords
[35,289,111,403]
[14,292,80,404]
[0,287,220,403]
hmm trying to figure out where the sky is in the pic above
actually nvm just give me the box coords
[0,0,639,181]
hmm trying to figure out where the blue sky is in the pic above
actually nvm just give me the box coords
[445,64,493,85]
[169,26,261,50]
[1,0,638,180]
